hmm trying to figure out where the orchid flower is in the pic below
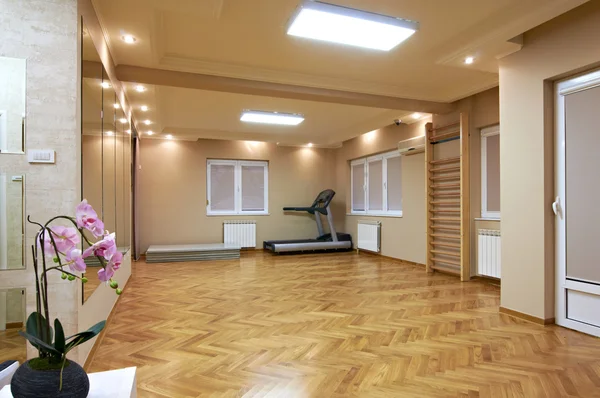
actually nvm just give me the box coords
[75,199,105,238]
[65,248,87,273]
[98,246,123,282]
[38,226,80,258]
[83,232,116,259]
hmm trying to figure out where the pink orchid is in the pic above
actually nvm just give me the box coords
[105,245,123,271]
[65,248,87,273]
[98,246,123,282]
[83,233,116,259]
[76,199,105,238]
[38,226,80,257]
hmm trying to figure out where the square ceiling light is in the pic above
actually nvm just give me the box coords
[287,1,418,51]
[241,111,304,126]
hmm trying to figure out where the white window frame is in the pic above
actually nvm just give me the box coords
[481,124,500,219]
[206,159,269,216]
[350,150,402,217]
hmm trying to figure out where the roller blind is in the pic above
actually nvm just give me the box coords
[351,162,365,212]
[386,155,402,212]
[368,159,383,211]
[209,163,236,212]
[485,134,500,212]
[241,165,265,212]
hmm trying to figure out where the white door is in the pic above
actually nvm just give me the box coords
[555,70,600,337]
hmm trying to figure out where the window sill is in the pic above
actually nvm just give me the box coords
[347,213,403,219]
[474,217,500,221]
[207,213,270,217]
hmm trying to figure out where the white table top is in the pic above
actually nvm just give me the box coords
[0,366,136,398]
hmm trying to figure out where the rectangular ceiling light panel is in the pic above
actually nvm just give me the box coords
[240,111,305,126]
[287,1,418,51]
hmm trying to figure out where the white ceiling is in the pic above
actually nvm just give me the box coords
[91,0,588,145]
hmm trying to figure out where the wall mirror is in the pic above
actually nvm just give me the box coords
[0,56,26,154]
[0,174,25,270]
[81,21,132,303]
[0,288,26,364]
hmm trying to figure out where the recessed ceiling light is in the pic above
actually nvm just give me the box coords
[126,129,131,135]
[307,143,313,147]
[113,103,120,109]
[147,130,154,136]
[287,1,418,51]
[134,85,146,92]
[121,34,136,44]
[105,131,113,136]
[465,56,474,65]
[166,134,173,140]
[144,119,152,125]
[411,113,422,120]
[140,105,148,112]
[119,118,127,123]
[241,110,304,126]
[101,81,111,89]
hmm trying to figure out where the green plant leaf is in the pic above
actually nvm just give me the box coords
[26,312,53,346]
[54,319,66,354]
[65,320,106,351]
[19,330,62,356]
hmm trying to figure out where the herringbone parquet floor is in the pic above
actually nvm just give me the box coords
[87,252,600,397]
[0,329,26,365]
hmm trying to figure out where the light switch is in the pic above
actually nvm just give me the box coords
[28,149,55,164]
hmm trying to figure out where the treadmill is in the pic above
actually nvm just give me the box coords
[264,189,353,253]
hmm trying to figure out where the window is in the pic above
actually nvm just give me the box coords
[481,125,500,219]
[207,159,268,215]
[351,150,402,216]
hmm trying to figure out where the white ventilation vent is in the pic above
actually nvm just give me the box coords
[398,135,425,156]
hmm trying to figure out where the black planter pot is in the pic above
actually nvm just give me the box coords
[10,359,90,398]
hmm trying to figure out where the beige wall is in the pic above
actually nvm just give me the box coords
[0,0,80,360]
[499,1,600,319]
[334,121,428,264]
[138,139,336,253]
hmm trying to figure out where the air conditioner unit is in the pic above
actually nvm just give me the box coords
[398,135,425,155]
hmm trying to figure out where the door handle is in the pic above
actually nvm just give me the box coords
[552,196,562,218]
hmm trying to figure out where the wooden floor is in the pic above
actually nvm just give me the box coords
[0,328,26,365]
[87,252,600,397]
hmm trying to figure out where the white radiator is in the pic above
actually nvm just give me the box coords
[357,220,381,253]
[477,229,501,278]
[224,221,256,248]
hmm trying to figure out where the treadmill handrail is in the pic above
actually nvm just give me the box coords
[283,206,327,215]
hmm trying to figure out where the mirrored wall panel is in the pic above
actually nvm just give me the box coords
[0,174,24,270]
[0,288,26,364]
[81,21,132,303]
[0,56,26,154]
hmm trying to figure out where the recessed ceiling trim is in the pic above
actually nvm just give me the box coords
[116,64,455,113]
[158,53,431,100]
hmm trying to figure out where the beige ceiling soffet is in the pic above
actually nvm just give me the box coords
[92,0,588,145]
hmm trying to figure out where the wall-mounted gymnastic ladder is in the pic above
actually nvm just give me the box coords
[425,112,470,281]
